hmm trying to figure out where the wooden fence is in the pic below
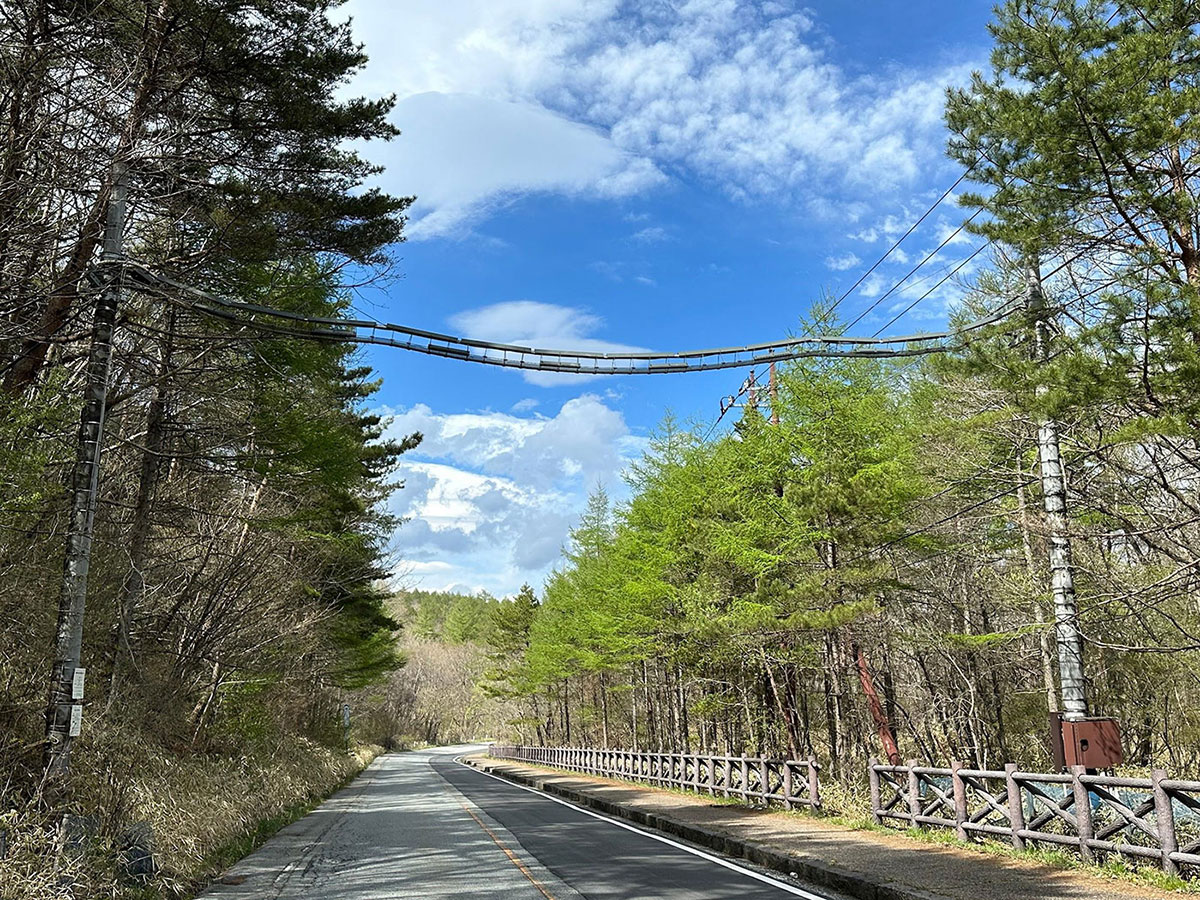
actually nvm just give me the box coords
[487,744,1200,876]
[869,758,1200,876]
[489,744,821,810]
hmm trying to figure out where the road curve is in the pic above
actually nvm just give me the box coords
[199,744,833,900]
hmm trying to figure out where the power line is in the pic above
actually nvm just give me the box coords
[870,240,993,337]
[706,166,981,435]
[819,169,974,327]
[843,214,987,334]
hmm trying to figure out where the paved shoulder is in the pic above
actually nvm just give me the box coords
[199,746,580,899]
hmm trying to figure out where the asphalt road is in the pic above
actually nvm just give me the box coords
[199,744,833,900]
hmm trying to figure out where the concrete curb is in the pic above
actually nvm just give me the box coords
[466,757,945,900]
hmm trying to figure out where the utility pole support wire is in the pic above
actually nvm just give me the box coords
[44,166,128,786]
[1025,260,1087,722]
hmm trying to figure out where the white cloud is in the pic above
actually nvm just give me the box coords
[385,92,662,239]
[511,398,540,412]
[565,7,966,203]
[825,252,861,271]
[858,274,888,298]
[344,0,972,237]
[934,218,974,247]
[384,395,644,595]
[449,300,649,385]
[630,226,670,243]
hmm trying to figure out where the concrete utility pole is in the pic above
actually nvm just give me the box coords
[1025,260,1088,721]
[44,167,128,785]
[768,361,780,425]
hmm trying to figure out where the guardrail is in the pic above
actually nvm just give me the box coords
[869,758,1200,876]
[489,744,821,810]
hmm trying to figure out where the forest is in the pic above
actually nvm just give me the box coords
[451,0,1200,781]
[0,1,417,895]
[2,0,1200,897]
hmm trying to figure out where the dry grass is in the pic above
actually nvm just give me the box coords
[0,735,380,900]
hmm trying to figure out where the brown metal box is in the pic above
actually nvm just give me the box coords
[1061,717,1123,769]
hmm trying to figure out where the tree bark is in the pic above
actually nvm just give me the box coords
[853,641,901,765]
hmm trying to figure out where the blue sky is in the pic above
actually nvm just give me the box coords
[338,0,997,597]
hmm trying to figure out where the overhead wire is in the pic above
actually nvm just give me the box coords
[842,212,988,334]
[703,165,983,436]
[816,168,975,327]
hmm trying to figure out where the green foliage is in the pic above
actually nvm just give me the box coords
[488,350,934,755]
[398,590,498,643]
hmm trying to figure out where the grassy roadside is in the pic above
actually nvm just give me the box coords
[172,743,382,899]
[0,741,383,900]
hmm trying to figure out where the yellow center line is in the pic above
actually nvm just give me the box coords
[439,778,559,900]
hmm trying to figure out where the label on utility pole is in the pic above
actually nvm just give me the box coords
[71,667,86,700]
[68,704,83,737]
[341,703,351,728]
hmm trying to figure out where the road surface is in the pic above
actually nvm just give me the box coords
[199,744,834,899]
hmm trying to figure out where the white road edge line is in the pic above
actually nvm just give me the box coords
[452,757,831,900]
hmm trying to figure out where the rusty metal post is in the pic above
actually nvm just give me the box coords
[1152,769,1179,876]
[1006,763,1026,850]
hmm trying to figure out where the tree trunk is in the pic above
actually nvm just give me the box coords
[853,641,901,765]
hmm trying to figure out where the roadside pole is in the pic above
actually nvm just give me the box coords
[1024,260,1088,721]
[43,167,128,788]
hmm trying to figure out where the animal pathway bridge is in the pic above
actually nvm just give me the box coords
[115,258,1019,376]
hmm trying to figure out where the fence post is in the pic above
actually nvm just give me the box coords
[1005,763,1025,850]
[760,758,769,804]
[723,757,732,797]
[1152,769,1179,877]
[808,758,821,811]
[1070,765,1094,864]
[951,760,969,842]
[783,762,794,810]
[741,757,750,802]
[869,757,882,825]
[907,760,922,829]
[707,756,716,795]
